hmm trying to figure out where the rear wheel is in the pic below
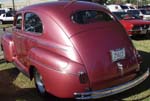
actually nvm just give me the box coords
[33,69,47,96]
[33,68,61,100]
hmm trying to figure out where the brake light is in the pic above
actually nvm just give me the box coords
[79,72,89,84]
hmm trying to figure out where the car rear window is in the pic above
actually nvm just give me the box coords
[71,10,114,24]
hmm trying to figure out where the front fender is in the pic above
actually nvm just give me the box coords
[1,33,15,62]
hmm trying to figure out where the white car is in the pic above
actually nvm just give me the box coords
[107,4,135,12]
[107,4,123,12]
[139,9,150,21]
[0,12,14,24]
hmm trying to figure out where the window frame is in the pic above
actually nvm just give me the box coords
[15,13,22,30]
[24,12,43,35]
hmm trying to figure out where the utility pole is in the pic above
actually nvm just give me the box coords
[12,0,15,11]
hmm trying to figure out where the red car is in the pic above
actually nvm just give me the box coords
[1,1,149,100]
[113,11,150,36]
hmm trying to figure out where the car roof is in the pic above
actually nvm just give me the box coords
[20,1,106,13]
[18,1,112,37]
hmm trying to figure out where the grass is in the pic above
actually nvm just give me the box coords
[133,40,150,52]
[0,24,12,29]
[0,25,149,101]
[122,37,150,101]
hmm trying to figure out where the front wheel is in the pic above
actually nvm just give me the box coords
[33,69,47,96]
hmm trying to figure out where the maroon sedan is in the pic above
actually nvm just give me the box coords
[1,1,149,100]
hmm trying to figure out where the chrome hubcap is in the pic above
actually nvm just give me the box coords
[35,71,45,93]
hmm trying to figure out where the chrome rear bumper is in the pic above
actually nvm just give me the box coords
[74,68,149,100]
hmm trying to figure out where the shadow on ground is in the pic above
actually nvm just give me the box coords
[131,34,150,40]
[0,50,149,101]
[0,67,44,101]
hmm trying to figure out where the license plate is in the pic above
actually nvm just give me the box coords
[111,48,126,62]
[141,30,147,34]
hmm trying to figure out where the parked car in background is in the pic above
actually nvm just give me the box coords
[120,5,135,11]
[107,4,135,12]
[113,11,150,36]
[107,4,123,12]
[127,9,142,18]
[0,8,10,15]
[139,9,150,20]
[127,9,150,21]
[0,9,6,15]
[1,1,149,100]
[0,12,14,24]
[138,5,150,10]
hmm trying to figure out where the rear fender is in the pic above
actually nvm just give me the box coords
[28,48,89,98]
[28,48,86,75]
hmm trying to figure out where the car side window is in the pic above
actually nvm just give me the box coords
[24,13,43,33]
[6,13,13,17]
[15,14,22,30]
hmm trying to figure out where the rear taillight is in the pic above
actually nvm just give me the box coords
[79,72,89,84]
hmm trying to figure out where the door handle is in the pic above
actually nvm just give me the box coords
[17,36,22,39]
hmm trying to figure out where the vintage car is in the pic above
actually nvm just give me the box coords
[113,11,150,36]
[1,1,149,100]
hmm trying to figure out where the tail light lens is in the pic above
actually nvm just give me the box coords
[79,72,89,84]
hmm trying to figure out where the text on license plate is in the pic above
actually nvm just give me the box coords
[111,48,126,62]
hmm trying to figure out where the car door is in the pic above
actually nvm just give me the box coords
[13,13,26,66]
[21,12,43,67]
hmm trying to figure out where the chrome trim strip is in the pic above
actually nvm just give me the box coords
[74,68,149,100]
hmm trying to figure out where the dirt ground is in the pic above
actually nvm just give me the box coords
[0,28,149,101]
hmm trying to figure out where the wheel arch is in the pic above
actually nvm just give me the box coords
[29,65,36,80]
